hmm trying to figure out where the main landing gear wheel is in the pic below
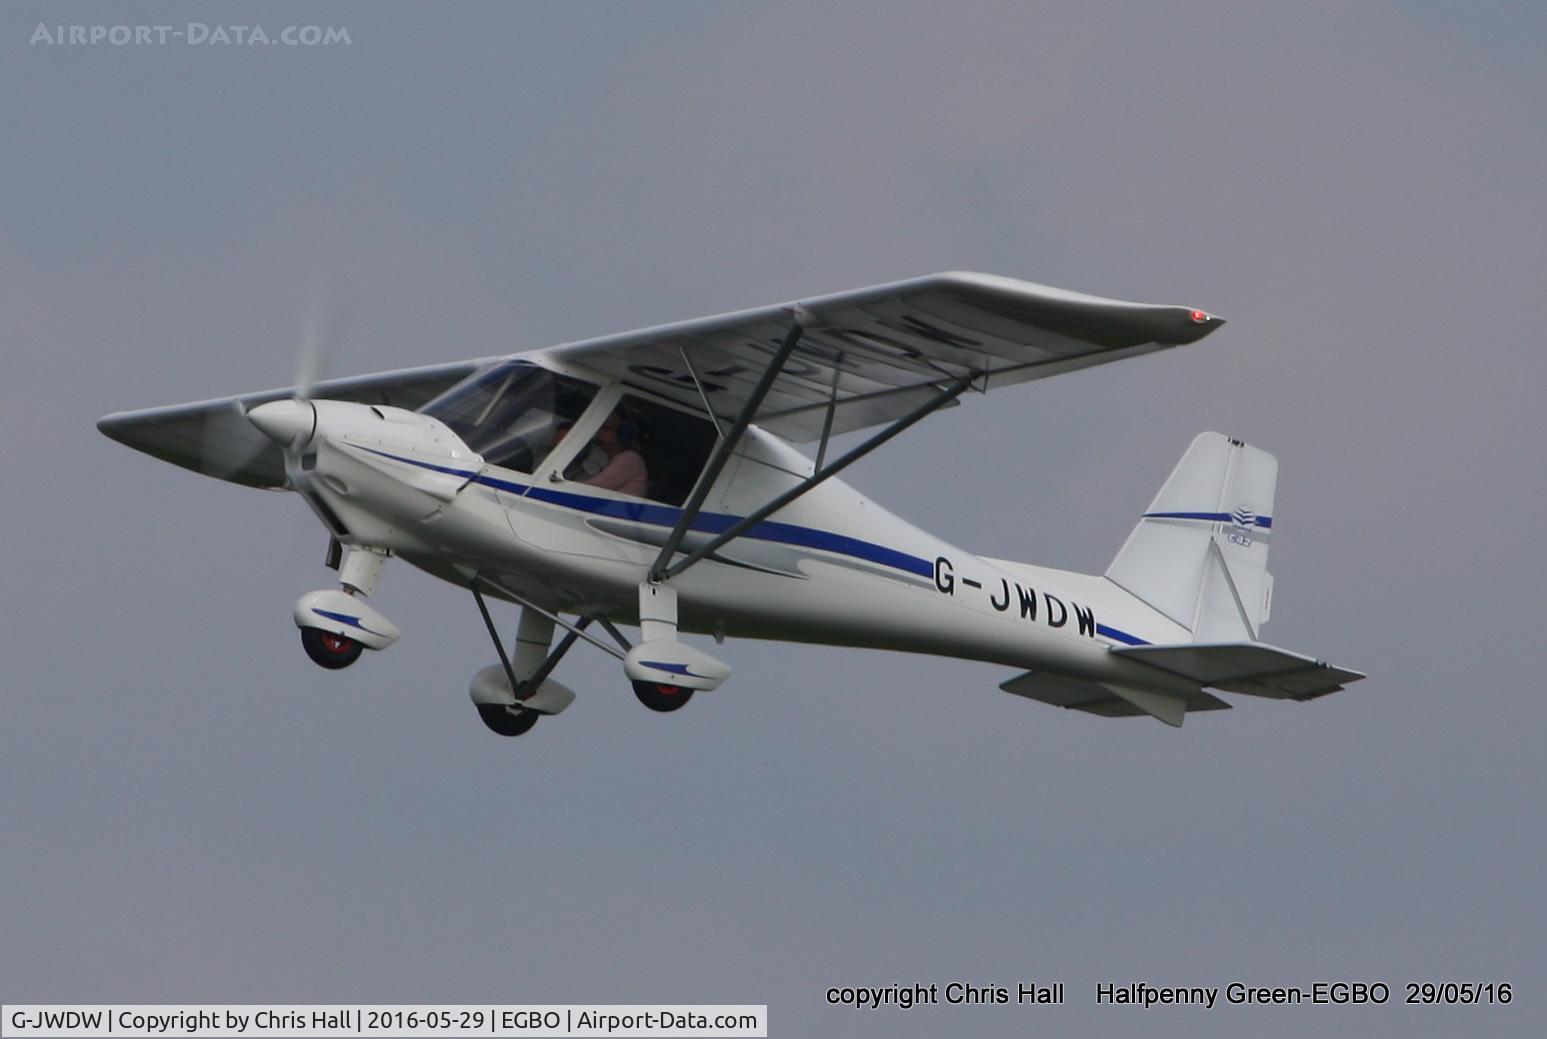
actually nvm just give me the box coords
[632,679,694,713]
[476,703,540,737]
[300,627,364,669]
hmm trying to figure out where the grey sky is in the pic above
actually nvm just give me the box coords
[3,3,1544,1036]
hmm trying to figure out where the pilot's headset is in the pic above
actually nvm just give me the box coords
[614,410,639,450]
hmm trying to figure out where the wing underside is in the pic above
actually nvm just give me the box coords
[556,271,1223,442]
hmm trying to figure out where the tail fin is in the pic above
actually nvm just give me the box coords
[1106,432,1276,642]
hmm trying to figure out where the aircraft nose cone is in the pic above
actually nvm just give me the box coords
[247,398,317,447]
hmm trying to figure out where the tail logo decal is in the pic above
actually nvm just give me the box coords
[1229,505,1257,547]
[1141,509,1273,549]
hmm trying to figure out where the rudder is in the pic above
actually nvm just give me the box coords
[1105,432,1276,642]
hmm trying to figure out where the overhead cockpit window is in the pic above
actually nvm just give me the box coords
[420,361,598,473]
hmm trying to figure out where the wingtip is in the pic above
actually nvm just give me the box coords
[96,411,133,442]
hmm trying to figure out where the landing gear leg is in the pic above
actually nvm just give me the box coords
[295,545,398,669]
[621,581,729,709]
[630,582,693,711]
[470,589,545,737]
[468,586,589,737]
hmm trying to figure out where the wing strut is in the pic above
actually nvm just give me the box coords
[678,345,724,439]
[648,322,807,580]
[595,616,635,653]
[659,370,976,580]
[814,362,843,470]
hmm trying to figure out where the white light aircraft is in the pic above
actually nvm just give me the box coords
[99,272,1363,733]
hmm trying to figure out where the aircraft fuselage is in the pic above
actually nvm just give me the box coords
[285,362,1194,700]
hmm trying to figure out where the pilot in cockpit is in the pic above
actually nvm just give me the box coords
[561,409,648,497]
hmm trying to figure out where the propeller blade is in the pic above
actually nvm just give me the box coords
[295,276,327,400]
[199,273,353,481]
[294,273,356,401]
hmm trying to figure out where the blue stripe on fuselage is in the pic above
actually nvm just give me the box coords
[1095,623,1150,646]
[359,448,934,578]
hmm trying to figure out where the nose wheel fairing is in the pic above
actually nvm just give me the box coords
[292,588,400,652]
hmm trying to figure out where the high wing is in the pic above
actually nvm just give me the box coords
[555,271,1224,442]
[100,272,1222,487]
[97,359,485,488]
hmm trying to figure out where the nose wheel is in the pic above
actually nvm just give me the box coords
[631,679,694,713]
[300,627,364,669]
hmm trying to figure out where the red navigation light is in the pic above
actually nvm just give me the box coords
[1189,309,1209,323]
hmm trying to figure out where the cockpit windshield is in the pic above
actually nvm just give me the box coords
[419,360,599,473]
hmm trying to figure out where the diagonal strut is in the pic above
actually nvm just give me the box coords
[661,372,977,579]
[648,321,805,581]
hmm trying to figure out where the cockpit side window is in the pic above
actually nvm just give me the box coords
[561,393,717,506]
[420,361,598,474]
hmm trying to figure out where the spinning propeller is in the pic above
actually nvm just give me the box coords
[199,275,352,478]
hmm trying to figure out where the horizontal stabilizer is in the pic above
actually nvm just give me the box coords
[1000,671,1229,726]
[1113,642,1365,700]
